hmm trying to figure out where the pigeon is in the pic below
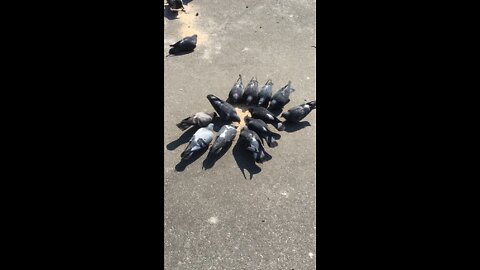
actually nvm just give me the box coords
[245,116,279,147]
[168,34,197,56]
[243,77,259,105]
[228,74,244,104]
[257,79,273,107]
[239,126,270,163]
[176,111,218,131]
[249,106,285,131]
[267,81,295,111]
[206,94,241,123]
[281,100,316,122]
[165,0,185,11]
[209,124,237,155]
[181,123,215,160]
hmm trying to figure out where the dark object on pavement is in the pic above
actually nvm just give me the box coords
[207,94,241,123]
[281,100,316,122]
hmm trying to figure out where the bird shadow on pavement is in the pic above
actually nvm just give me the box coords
[175,148,208,172]
[202,143,232,170]
[284,121,311,133]
[232,141,262,180]
[166,126,199,151]
[166,50,195,57]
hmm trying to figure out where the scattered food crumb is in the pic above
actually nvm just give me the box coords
[196,13,199,16]
[208,216,219,224]
[262,220,265,222]
[259,26,262,28]
[308,252,314,258]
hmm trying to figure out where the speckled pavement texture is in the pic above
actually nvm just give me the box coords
[164,0,316,269]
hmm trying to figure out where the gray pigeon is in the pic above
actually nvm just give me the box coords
[257,79,273,107]
[243,77,259,105]
[206,94,240,123]
[281,100,316,122]
[209,124,237,154]
[245,116,279,148]
[165,0,185,11]
[239,126,270,163]
[267,81,295,111]
[249,106,285,131]
[168,34,197,55]
[176,111,218,131]
[228,75,244,104]
[181,123,215,160]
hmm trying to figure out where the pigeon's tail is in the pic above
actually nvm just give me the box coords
[307,100,316,110]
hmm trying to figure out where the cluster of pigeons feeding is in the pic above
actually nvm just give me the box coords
[176,75,316,164]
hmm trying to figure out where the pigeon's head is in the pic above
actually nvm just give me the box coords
[206,123,214,130]
[281,111,289,118]
[244,116,252,124]
[265,79,273,86]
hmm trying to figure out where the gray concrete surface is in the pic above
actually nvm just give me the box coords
[164,0,316,269]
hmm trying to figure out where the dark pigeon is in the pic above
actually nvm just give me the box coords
[281,100,316,122]
[257,79,273,107]
[209,124,237,155]
[267,81,295,111]
[168,34,197,56]
[239,126,271,163]
[245,116,279,148]
[243,77,259,105]
[181,123,215,160]
[176,111,218,131]
[165,0,185,11]
[228,75,244,104]
[206,94,241,123]
[249,106,285,131]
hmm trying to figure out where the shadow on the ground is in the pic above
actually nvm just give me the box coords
[232,141,262,180]
[283,121,311,133]
[175,148,208,172]
[166,126,199,151]
[202,143,232,170]
[166,50,196,57]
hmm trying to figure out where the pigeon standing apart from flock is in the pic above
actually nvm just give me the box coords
[168,34,198,56]
[209,124,237,155]
[268,81,295,111]
[281,100,316,122]
[206,94,241,123]
[239,126,270,163]
[176,112,218,131]
[249,106,285,131]
[257,79,273,108]
[243,77,259,105]
[165,0,185,11]
[228,75,244,104]
[181,123,215,160]
[244,117,279,148]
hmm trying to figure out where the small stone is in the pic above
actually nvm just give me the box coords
[196,13,199,16]
[246,6,249,8]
